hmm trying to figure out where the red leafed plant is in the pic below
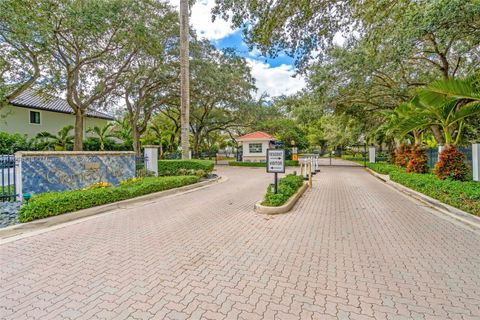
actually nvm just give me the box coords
[395,144,411,167]
[406,145,429,173]
[434,145,469,181]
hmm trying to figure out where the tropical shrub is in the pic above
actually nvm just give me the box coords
[262,174,304,207]
[395,144,411,167]
[19,175,200,222]
[158,160,214,177]
[406,145,429,174]
[0,132,31,154]
[434,146,469,181]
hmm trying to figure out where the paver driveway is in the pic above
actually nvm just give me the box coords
[1,166,480,320]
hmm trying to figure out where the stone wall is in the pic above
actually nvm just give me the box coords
[15,151,135,196]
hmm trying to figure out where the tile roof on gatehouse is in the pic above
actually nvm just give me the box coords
[237,131,275,141]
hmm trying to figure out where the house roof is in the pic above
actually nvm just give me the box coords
[237,131,275,141]
[10,89,114,121]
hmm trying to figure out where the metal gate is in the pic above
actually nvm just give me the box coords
[1,155,17,201]
[317,144,367,167]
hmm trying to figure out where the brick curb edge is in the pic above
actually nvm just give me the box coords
[254,182,309,215]
[365,168,480,229]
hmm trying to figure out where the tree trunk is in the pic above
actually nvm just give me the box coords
[180,0,190,159]
[73,111,84,151]
[430,125,445,146]
[131,121,141,157]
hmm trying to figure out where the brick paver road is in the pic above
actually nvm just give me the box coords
[1,166,480,320]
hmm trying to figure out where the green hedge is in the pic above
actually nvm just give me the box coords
[262,174,304,207]
[18,176,200,222]
[367,163,479,216]
[229,160,299,167]
[158,160,214,176]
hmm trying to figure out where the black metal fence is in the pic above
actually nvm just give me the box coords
[1,155,17,202]
[426,146,472,169]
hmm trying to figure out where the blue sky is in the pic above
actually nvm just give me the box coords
[168,0,306,98]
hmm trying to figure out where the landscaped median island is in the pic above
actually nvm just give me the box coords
[366,163,480,216]
[229,160,299,167]
[158,159,214,176]
[18,176,200,222]
[15,160,217,224]
[255,174,308,214]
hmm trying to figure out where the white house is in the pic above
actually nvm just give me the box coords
[0,89,114,137]
[237,131,277,162]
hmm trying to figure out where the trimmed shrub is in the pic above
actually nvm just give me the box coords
[406,145,429,174]
[434,146,469,181]
[229,160,299,167]
[0,132,31,154]
[395,144,411,167]
[158,160,214,177]
[366,162,479,216]
[367,163,399,175]
[262,174,304,207]
[18,176,200,222]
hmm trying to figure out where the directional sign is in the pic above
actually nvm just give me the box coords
[267,149,285,173]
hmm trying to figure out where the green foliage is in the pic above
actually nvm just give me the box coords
[256,118,308,149]
[367,163,479,216]
[158,160,214,177]
[0,132,31,154]
[262,174,304,207]
[434,146,469,181]
[34,125,74,151]
[228,160,299,167]
[18,176,200,222]
[366,163,398,175]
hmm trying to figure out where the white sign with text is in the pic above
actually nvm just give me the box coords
[267,149,285,173]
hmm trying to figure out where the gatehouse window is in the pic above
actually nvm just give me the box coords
[249,143,262,153]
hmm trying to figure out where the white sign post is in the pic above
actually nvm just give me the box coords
[267,149,285,194]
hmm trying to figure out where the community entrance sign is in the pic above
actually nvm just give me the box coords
[267,149,285,193]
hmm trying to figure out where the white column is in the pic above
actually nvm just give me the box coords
[438,145,445,161]
[143,145,159,176]
[473,144,480,182]
[14,152,23,201]
[368,147,376,163]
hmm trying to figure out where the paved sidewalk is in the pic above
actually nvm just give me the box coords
[1,166,480,319]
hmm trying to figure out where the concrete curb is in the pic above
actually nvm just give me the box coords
[254,183,309,215]
[0,176,225,242]
[366,168,480,229]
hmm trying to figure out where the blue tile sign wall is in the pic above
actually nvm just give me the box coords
[16,151,136,195]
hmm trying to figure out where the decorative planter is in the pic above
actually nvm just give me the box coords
[254,182,309,215]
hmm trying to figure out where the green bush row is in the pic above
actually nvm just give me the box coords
[228,160,299,167]
[18,176,200,222]
[262,174,304,207]
[158,160,214,177]
[367,163,479,216]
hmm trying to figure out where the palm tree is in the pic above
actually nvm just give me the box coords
[35,125,74,151]
[112,116,133,146]
[398,78,480,146]
[147,123,166,158]
[87,123,114,151]
[418,78,480,145]
[179,0,190,159]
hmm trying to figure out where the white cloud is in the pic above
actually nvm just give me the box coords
[167,0,235,40]
[247,59,306,98]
